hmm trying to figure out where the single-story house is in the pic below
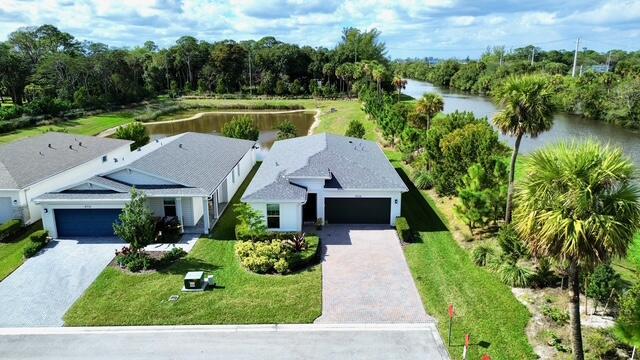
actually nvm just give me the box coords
[0,133,133,225]
[34,132,257,238]
[241,133,408,232]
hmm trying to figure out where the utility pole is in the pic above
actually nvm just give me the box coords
[248,49,252,96]
[499,52,504,66]
[530,48,535,66]
[572,37,580,77]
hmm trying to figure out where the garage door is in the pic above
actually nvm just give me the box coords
[0,197,13,224]
[325,198,391,224]
[55,209,122,238]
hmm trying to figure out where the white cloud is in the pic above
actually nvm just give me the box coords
[0,0,637,58]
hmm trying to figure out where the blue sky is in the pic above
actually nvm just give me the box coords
[1,0,638,58]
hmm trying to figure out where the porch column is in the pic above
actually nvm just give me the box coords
[202,197,210,235]
[175,197,184,234]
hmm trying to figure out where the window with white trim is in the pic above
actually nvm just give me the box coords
[266,204,280,229]
[231,168,236,183]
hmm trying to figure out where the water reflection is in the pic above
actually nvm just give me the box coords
[404,79,640,168]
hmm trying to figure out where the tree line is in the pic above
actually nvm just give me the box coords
[0,24,394,122]
[394,45,640,128]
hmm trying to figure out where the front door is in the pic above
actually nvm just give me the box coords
[303,193,317,222]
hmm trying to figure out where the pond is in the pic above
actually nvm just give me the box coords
[404,79,640,168]
[144,110,316,152]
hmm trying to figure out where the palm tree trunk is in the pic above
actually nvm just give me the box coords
[569,261,585,360]
[505,132,522,223]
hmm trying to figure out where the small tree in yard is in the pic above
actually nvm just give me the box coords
[113,188,156,252]
[345,119,366,138]
[615,282,640,358]
[234,203,267,240]
[222,114,259,141]
[115,122,150,150]
[276,120,297,140]
[586,263,621,313]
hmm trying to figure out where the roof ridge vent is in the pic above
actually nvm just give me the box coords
[38,151,44,156]
[179,143,183,148]
[48,143,53,149]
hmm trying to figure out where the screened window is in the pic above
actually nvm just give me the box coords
[232,169,236,183]
[266,204,280,229]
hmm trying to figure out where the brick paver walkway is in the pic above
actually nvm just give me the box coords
[314,225,433,324]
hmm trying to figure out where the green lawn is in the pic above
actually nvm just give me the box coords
[0,113,135,144]
[64,165,322,326]
[0,224,42,281]
[392,154,535,359]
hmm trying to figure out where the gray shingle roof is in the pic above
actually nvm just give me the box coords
[0,132,132,189]
[33,175,208,202]
[242,133,408,202]
[126,132,255,195]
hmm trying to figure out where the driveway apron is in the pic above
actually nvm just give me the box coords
[314,225,433,324]
[0,238,121,327]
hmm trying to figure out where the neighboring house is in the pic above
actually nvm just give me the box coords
[241,133,408,232]
[34,132,257,238]
[0,133,133,225]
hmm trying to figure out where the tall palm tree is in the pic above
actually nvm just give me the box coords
[371,64,385,94]
[414,92,444,130]
[493,74,555,223]
[514,140,640,360]
[392,74,407,102]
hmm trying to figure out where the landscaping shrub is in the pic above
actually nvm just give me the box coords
[494,260,533,287]
[414,170,434,190]
[395,217,412,243]
[585,330,617,359]
[236,236,321,274]
[29,230,48,243]
[287,236,320,271]
[542,304,570,325]
[155,216,182,243]
[586,263,621,309]
[222,114,259,141]
[472,244,495,266]
[531,258,558,288]
[115,247,152,272]
[159,247,187,266]
[497,224,529,260]
[0,219,22,242]
[114,122,150,150]
[22,230,49,258]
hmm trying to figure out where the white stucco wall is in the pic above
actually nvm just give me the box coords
[0,190,23,223]
[248,202,302,232]
[223,148,257,202]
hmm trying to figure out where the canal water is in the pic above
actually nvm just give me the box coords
[403,79,640,167]
[144,110,316,152]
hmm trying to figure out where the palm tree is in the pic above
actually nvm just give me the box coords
[493,74,555,223]
[392,74,407,102]
[371,64,385,94]
[414,92,444,130]
[514,140,640,360]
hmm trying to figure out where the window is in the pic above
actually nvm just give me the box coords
[231,169,236,183]
[164,199,177,217]
[236,166,240,178]
[266,204,280,229]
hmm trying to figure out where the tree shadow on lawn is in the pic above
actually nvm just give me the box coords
[396,167,448,236]
[156,257,221,275]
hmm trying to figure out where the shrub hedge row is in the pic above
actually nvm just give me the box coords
[395,217,412,243]
[23,230,49,258]
[0,219,22,242]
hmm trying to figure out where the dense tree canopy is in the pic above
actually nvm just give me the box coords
[0,24,393,121]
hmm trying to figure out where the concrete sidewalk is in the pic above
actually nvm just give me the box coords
[0,323,450,360]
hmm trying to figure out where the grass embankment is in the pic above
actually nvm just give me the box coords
[386,151,536,359]
[0,113,135,145]
[64,165,322,326]
[0,223,43,281]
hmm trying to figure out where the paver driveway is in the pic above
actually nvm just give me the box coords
[314,225,433,324]
[0,237,122,327]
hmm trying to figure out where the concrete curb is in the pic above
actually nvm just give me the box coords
[0,322,439,335]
